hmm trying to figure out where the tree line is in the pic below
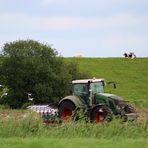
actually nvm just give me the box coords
[0,40,90,108]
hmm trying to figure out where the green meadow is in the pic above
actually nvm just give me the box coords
[0,138,148,148]
[0,58,148,147]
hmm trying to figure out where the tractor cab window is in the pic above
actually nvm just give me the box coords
[90,82,104,94]
[73,84,88,98]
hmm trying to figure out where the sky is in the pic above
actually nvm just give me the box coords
[0,0,148,57]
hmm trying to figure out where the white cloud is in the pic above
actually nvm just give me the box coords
[0,12,147,31]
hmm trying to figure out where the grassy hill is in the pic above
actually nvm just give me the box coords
[65,58,148,108]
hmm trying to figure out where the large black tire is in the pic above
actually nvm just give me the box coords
[90,105,113,123]
[58,101,76,121]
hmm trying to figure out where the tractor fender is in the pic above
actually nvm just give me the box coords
[58,95,82,109]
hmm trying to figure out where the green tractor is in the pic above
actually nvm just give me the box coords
[58,78,137,123]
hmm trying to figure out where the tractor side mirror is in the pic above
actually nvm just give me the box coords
[107,81,117,89]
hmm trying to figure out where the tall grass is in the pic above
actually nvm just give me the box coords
[0,111,147,138]
[39,120,148,139]
[0,111,42,137]
[0,109,147,147]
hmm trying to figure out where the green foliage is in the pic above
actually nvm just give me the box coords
[0,40,77,108]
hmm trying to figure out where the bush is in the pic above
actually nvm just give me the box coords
[0,40,78,108]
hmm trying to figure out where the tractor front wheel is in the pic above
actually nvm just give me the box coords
[58,101,76,122]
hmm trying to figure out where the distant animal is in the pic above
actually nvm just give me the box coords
[124,52,136,59]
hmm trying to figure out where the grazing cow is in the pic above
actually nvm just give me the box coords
[124,52,136,59]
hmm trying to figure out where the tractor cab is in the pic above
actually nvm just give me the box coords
[72,78,105,105]
[72,78,105,94]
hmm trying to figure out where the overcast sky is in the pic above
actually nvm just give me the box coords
[0,0,148,57]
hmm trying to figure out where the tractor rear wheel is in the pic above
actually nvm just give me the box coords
[58,101,76,122]
[90,105,113,123]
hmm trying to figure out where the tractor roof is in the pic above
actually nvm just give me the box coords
[72,78,104,84]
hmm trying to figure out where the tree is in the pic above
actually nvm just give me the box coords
[0,40,72,108]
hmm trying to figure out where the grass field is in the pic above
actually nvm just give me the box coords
[0,57,148,147]
[0,138,148,148]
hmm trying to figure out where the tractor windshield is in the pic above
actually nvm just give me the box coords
[73,83,88,97]
[73,81,104,97]
[90,82,104,94]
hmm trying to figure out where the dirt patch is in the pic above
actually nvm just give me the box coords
[0,110,32,121]
[137,109,148,122]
